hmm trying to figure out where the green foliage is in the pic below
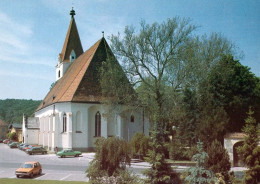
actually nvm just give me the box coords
[174,88,199,146]
[206,139,231,182]
[87,170,143,184]
[130,132,150,159]
[86,137,131,181]
[7,132,18,140]
[204,55,260,132]
[185,141,216,184]
[169,140,196,161]
[0,99,41,123]
[143,131,181,184]
[237,109,260,184]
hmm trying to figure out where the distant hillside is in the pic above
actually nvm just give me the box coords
[0,99,41,124]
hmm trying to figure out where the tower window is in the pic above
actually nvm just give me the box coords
[95,112,101,137]
[63,113,67,132]
[58,70,60,78]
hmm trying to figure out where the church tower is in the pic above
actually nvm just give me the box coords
[56,8,83,81]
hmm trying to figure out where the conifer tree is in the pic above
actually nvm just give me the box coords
[185,141,216,184]
[237,108,260,184]
[206,139,231,182]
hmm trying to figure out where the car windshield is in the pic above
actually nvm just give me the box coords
[21,163,33,168]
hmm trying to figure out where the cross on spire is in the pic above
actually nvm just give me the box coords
[70,7,75,18]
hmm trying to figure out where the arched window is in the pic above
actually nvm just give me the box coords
[95,111,101,137]
[63,113,67,132]
[130,115,135,123]
[58,70,60,78]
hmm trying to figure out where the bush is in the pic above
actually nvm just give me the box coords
[143,131,181,184]
[7,132,17,140]
[86,136,133,182]
[88,170,144,184]
[169,140,196,161]
[185,141,216,184]
[206,139,231,182]
[130,132,150,159]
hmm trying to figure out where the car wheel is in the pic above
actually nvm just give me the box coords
[16,175,19,178]
[30,173,33,178]
[61,155,64,158]
[29,153,32,155]
[38,169,42,175]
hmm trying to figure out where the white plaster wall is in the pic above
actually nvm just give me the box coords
[35,102,151,150]
[27,130,39,145]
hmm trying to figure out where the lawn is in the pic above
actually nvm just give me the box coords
[0,179,89,184]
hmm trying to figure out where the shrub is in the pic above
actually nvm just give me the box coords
[185,141,216,184]
[206,139,231,182]
[7,132,17,140]
[169,140,196,161]
[86,136,133,182]
[143,131,181,184]
[237,109,260,184]
[130,132,150,159]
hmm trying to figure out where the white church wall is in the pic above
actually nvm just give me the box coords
[35,102,150,151]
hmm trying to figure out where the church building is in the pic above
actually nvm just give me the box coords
[34,9,150,151]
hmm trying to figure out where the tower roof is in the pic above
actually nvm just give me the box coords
[36,38,129,111]
[59,8,83,62]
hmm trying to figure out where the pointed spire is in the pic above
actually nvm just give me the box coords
[59,8,83,62]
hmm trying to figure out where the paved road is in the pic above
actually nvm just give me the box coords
[0,143,90,181]
[0,143,245,181]
[0,143,147,181]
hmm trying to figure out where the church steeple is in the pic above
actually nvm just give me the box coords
[59,8,83,63]
[56,8,84,81]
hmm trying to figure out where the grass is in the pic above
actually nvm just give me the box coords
[0,179,89,184]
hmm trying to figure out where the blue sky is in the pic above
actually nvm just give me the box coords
[0,0,259,100]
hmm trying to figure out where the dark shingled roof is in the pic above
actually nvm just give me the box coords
[36,38,120,111]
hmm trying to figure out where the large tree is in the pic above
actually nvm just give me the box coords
[110,17,196,183]
[199,55,260,132]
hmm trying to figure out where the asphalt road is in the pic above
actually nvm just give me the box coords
[0,143,147,182]
[0,143,91,181]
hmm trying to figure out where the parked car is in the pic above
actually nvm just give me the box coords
[9,142,19,148]
[18,143,25,149]
[57,149,82,158]
[0,139,3,143]
[3,139,9,144]
[26,147,47,155]
[7,140,14,145]
[21,145,32,151]
[15,161,42,178]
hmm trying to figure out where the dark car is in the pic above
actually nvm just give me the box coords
[9,142,19,148]
[26,147,47,155]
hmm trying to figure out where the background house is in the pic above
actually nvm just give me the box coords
[8,123,22,141]
[22,115,40,145]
